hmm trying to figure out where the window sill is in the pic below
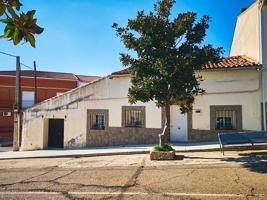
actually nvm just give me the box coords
[125,126,143,128]
[90,129,105,131]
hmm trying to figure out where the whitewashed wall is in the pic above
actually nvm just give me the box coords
[21,76,162,150]
[230,2,260,62]
[262,5,267,66]
[193,70,261,131]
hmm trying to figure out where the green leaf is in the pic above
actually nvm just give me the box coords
[0,18,11,24]
[0,29,12,38]
[0,1,43,48]
[26,33,35,48]
[5,24,15,30]
[0,5,6,16]
[13,28,20,45]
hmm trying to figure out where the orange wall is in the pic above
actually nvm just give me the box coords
[0,76,78,140]
[0,76,77,89]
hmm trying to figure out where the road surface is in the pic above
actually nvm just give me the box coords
[0,150,266,199]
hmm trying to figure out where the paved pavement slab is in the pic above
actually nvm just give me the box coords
[0,142,221,160]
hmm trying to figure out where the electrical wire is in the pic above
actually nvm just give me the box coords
[20,63,34,70]
[0,50,17,58]
[0,50,38,71]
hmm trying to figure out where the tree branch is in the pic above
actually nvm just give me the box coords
[4,11,10,19]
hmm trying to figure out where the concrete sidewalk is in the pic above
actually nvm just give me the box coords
[0,142,220,160]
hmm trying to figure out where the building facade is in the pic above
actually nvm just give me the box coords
[20,56,262,150]
[20,0,267,150]
[0,70,100,140]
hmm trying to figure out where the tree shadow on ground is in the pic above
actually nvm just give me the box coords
[221,151,267,174]
[181,151,267,174]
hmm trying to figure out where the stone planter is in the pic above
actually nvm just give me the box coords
[150,150,176,160]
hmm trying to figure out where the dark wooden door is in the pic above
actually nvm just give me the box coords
[48,119,64,148]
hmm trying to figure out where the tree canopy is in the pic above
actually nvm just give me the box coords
[113,0,223,114]
[0,0,43,47]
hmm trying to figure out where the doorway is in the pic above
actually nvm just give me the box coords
[170,105,188,142]
[48,119,64,148]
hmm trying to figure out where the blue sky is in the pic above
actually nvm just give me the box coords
[0,0,255,76]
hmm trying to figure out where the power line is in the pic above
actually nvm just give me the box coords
[0,50,38,71]
[0,50,17,58]
[20,62,34,70]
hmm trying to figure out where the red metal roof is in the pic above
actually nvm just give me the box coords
[111,56,261,75]
[0,70,78,80]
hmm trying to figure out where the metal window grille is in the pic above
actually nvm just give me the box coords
[91,113,105,130]
[125,110,142,127]
[215,110,237,130]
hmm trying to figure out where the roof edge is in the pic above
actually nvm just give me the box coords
[111,55,262,76]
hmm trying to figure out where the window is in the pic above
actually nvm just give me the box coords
[126,110,142,127]
[215,110,237,130]
[122,106,145,128]
[91,113,105,130]
[22,91,35,109]
[210,105,242,131]
[88,110,108,131]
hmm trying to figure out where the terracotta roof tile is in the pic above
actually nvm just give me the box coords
[111,55,261,75]
[202,55,261,70]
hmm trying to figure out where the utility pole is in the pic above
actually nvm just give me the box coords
[13,56,21,151]
[33,61,37,104]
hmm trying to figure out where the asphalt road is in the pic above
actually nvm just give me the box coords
[0,151,266,200]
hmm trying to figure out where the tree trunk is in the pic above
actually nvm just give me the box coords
[159,104,169,146]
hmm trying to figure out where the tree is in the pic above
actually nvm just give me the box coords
[0,0,43,47]
[113,0,224,146]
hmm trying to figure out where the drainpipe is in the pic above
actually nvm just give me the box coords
[259,0,267,130]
